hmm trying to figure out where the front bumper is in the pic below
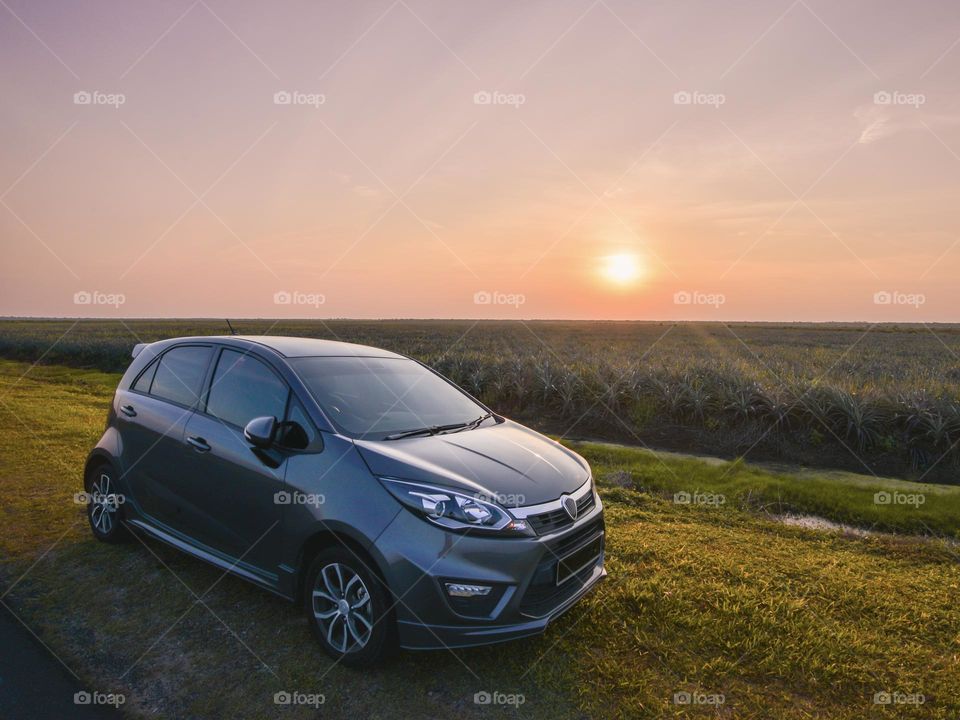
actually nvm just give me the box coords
[375,493,606,650]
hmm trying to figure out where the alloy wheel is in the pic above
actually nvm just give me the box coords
[90,472,121,535]
[311,563,374,653]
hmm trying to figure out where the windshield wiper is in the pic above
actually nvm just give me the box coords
[384,421,470,441]
[449,412,493,433]
[383,413,495,440]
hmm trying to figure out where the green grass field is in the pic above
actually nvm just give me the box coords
[1,359,958,718]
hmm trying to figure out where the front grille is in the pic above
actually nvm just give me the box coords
[518,516,604,618]
[527,491,595,535]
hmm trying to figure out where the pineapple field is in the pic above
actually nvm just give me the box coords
[1,318,958,484]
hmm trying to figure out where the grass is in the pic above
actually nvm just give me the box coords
[0,359,958,719]
[571,441,960,538]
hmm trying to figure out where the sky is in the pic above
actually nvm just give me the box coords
[1,0,959,321]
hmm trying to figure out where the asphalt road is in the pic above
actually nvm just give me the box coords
[0,604,121,719]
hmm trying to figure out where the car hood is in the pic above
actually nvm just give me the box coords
[353,420,589,506]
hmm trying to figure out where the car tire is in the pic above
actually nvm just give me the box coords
[304,546,395,667]
[84,463,129,544]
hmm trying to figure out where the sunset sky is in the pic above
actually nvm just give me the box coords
[2,0,960,320]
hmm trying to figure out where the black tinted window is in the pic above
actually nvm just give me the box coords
[132,358,158,393]
[206,349,289,429]
[277,397,314,450]
[291,356,484,439]
[150,346,212,407]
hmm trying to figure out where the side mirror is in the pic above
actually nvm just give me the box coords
[244,416,277,448]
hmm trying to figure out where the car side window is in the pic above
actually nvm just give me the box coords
[277,396,316,450]
[206,349,289,429]
[150,346,213,408]
[131,358,158,393]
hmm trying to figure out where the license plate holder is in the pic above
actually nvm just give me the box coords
[556,534,603,586]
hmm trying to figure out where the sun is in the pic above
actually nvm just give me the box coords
[601,253,642,286]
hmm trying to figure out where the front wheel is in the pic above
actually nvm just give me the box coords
[304,547,394,668]
[85,464,128,543]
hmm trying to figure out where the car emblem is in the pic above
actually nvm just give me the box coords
[561,494,578,520]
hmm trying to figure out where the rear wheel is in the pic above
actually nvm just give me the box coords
[304,546,394,667]
[85,464,128,543]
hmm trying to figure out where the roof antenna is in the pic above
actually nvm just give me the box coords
[226,319,237,335]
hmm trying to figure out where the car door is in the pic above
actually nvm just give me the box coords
[115,344,213,529]
[178,347,291,573]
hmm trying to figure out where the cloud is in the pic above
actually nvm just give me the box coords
[855,105,960,144]
[855,106,896,144]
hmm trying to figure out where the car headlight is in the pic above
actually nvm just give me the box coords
[378,478,534,536]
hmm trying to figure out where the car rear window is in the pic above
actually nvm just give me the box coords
[150,346,212,408]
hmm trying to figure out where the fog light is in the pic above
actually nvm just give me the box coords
[445,583,492,598]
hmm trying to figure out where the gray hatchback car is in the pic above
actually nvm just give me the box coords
[84,336,606,666]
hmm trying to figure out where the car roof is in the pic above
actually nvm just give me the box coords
[210,335,404,359]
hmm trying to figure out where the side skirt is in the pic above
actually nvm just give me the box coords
[125,518,294,602]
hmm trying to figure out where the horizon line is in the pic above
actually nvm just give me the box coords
[2,316,958,326]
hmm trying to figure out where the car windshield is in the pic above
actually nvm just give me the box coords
[290,356,487,439]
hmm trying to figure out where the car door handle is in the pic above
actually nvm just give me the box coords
[187,436,211,452]
[120,404,137,417]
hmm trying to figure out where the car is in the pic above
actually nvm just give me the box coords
[83,335,606,666]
